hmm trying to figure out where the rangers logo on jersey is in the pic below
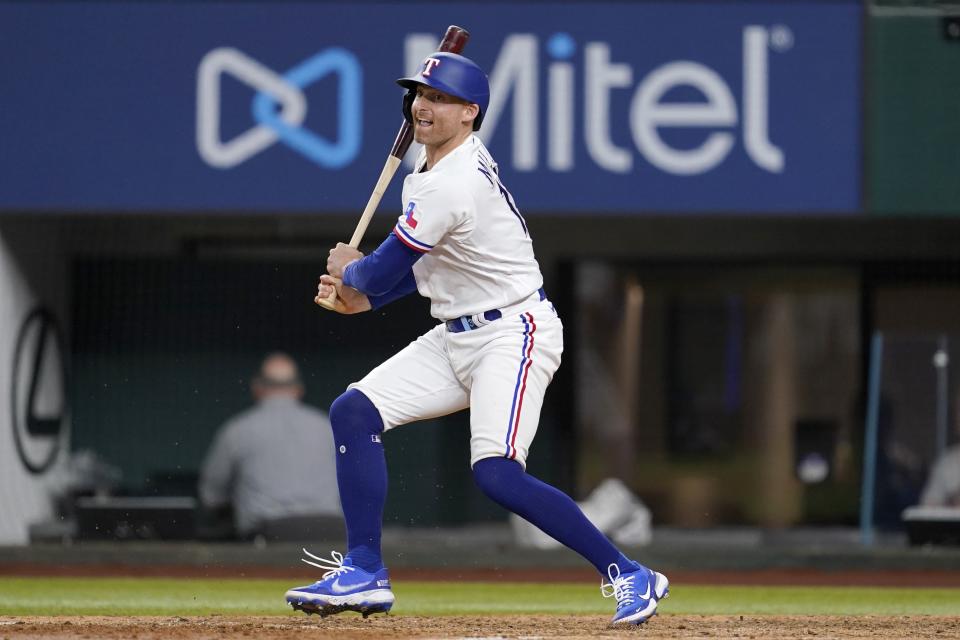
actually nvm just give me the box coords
[404,201,419,229]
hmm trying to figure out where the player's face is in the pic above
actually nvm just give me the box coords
[411,86,477,147]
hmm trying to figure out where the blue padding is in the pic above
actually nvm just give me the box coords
[330,388,384,437]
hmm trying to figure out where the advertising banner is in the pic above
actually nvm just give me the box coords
[0,2,861,213]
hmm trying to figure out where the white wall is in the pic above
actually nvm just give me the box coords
[0,222,69,545]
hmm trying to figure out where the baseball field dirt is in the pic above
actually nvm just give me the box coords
[3,614,959,640]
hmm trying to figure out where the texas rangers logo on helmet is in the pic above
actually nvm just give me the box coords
[421,57,441,76]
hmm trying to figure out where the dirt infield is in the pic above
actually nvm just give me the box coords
[2,614,958,640]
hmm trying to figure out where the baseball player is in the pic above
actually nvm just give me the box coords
[284,52,669,625]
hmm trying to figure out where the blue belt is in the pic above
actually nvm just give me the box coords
[446,288,546,334]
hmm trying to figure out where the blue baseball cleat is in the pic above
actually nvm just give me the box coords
[602,563,670,625]
[285,549,394,618]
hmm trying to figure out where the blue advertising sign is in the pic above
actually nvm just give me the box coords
[0,1,861,214]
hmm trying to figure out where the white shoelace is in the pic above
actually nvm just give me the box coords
[300,548,356,581]
[600,563,636,609]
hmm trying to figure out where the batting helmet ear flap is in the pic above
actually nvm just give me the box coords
[402,90,415,126]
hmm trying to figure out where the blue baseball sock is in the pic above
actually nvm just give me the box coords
[472,457,643,577]
[329,389,387,573]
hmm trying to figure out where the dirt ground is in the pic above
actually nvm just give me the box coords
[2,614,959,640]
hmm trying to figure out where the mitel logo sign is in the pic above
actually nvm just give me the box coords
[198,25,791,177]
[196,47,362,169]
[406,26,791,176]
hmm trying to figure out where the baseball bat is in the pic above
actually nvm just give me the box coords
[315,25,470,312]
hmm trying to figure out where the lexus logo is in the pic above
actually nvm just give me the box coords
[11,307,67,474]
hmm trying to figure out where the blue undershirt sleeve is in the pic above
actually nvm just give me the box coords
[367,270,418,310]
[342,232,422,299]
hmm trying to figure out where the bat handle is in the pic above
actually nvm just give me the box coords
[315,277,346,312]
[315,155,402,312]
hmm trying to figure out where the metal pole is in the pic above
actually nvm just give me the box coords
[860,332,883,547]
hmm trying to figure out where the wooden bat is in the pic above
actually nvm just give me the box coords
[315,25,470,312]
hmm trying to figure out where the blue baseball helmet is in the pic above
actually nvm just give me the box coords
[397,52,490,131]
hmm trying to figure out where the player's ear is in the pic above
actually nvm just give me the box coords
[462,103,479,128]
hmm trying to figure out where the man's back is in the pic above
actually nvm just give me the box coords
[199,396,340,535]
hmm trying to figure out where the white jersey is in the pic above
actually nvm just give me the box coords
[393,135,543,320]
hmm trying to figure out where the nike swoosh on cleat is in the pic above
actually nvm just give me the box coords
[637,581,651,600]
[328,578,358,594]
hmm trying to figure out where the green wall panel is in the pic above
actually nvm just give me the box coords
[869,12,960,214]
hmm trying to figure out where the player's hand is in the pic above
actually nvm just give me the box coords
[326,243,364,279]
[316,274,371,314]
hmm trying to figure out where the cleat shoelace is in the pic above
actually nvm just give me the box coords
[600,564,636,610]
[300,549,356,582]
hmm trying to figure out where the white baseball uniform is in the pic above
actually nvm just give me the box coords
[350,135,563,468]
